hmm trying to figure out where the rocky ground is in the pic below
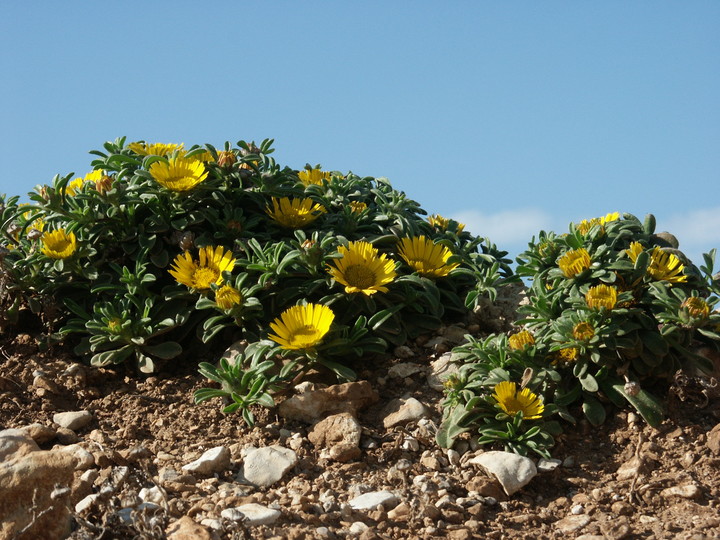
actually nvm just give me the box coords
[2,307,720,539]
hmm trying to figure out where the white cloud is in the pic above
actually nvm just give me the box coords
[451,208,556,245]
[660,207,720,246]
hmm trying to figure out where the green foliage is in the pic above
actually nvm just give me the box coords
[0,137,511,420]
[438,213,720,457]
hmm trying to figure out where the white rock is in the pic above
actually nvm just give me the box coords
[221,503,281,525]
[388,362,425,378]
[469,451,537,495]
[139,486,165,505]
[537,457,562,472]
[349,521,370,535]
[57,444,95,470]
[117,503,160,524]
[75,493,100,513]
[182,446,231,475]
[348,490,399,510]
[383,398,430,428]
[0,428,40,460]
[660,484,701,499]
[53,411,93,431]
[426,352,459,391]
[555,514,591,534]
[241,445,297,487]
[200,518,223,530]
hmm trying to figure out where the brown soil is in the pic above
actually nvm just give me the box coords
[1,328,720,540]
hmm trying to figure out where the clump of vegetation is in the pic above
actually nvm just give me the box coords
[0,137,511,424]
[437,212,720,457]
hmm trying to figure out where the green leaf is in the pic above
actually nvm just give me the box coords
[143,341,183,359]
[613,383,665,428]
[582,395,606,426]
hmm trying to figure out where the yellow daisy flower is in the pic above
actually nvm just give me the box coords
[266,197,326,228]
[268,303,335,350]
[41,229,77,259]
[398,236,459,278]
[585,284,617,310]
[572,321,595,340]
[327,241,397,296]
[349,201,368,214]
[508,330,535,350]
[558,248,591,278]
[428,214,465,233]
[492,381,544,419]
[149,157,208,192]
[65,177,85,196]
[625,241,644,263]
[681,297,710,319]
[298,168,331,186]
[552,347,580,366]
[168,246,236,290]
[647,248,687,283]
[215,285,242,310]
[128,142,184,156]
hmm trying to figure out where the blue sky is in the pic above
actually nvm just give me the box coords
[2,2,719,266]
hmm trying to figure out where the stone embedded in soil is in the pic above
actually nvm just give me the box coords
[278,381,379,423]
[426,352,459,391]
[348,490,399,510]
[0,428,40,460]
[19,423,57,445]
[0,450,76,539]
[706,422,720,455]
[221,503,282,525]
[382,397,430,428]
[308,412,362,462]
[554,514,592,534]
[53,410,93,431]
[56,443,95,470]
[166,515,214,540]
[615,455,647,481]
[388,362,425,378]
[537,457,562,472]
[660,484,702,499]
[468,451,537,496]
[181,445,231,475]
[241,445,297,487]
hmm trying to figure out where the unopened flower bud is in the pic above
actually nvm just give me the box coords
[178,232,195,251]
[216,151,237,168]
[95,175,114,194]
[301,239,316,251]
[27,228,43,240]
[6,223,21,237]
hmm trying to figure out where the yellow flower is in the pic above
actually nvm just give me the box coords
[576,213,619,235]
[327,241,397,296]
[647,248,687,283]
[600,212,620,225]
[349,201,368,214]
[508,330,535,350]
[266,197,326,228]
[398,236,459,278]
[682,297,710,319]
[626,242,687,283]
[558,248,590,278]
[65,177,85,196]
[41,229,77,259]
[149,157,208,192]
[169,246,236,290]
[298,168,331,186]
[625,241,644,263]
[572,322,595,340]
[428,214,466,233]
[552,347,580,365]
[128,142,184,156]
[215,285,242,310]
[585,284,617,310]
[492,381,544,419]
[268,303,335,350]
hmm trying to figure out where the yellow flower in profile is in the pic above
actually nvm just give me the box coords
[558,248,590,278]
[600,212,620,225]
[268,303,335,350]
[492,381,544,419]
[681,297,710,319]
[428,214,466,233]
[65,177,85,196]
[169,246,236,290]
[398,236,459,278]
[508,330,535,350]
[576,213,619,235]
[572,321,595,341]
[41,229,77,259]
[215,285,242,310]
[327,241,397,296]
[298,168,331,186]
[267,197,326,228]
[349,201,368,214]
[625,241,644,263]
[585,284,617,310]
[128,142,184,156]
[149,157,208,192]
[647,248,687,283]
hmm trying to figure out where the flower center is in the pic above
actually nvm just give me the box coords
[344,264,377,289]
[289,325,321,346]
[192,267,220,289]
